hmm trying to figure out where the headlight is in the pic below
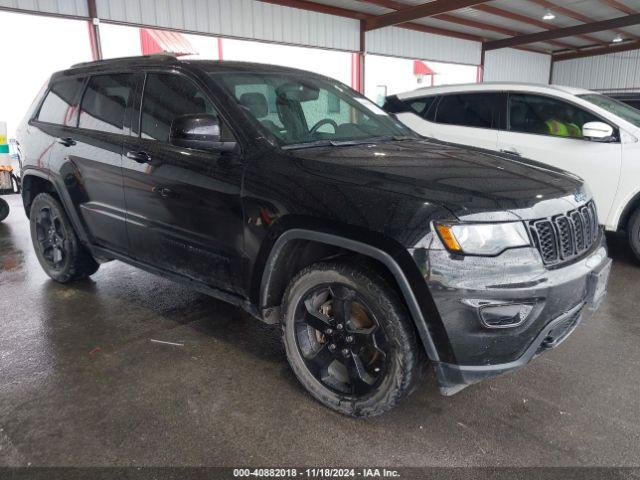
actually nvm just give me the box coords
[435,222,531,255]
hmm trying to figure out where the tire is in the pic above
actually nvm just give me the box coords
[0,198,8,222]
[628,206,640,263]
[29,192,99,283]
[282,261,425,417]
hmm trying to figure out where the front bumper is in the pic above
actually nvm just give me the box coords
[413,233,610,395]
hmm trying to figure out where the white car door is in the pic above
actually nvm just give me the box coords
[397,92,500,151]
[497,92,622,223]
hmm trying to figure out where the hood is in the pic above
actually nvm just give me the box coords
[287,138,586,221]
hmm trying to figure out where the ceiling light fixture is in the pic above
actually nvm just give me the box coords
[613,34,623,43]
[543,10,555,20]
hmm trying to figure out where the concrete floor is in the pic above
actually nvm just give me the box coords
[1,193,640,468]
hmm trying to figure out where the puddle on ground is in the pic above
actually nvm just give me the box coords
[0,225,25,273]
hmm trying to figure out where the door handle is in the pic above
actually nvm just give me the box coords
[500,148,521,157]
[126,150,151,164]
[152,186,176,198]
[57,137,76,147]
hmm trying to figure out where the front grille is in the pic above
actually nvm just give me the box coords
[529,201,598,267]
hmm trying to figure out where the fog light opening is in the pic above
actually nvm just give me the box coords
[479,303,534,329]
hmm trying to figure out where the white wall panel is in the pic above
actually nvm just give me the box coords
[0,0,87,16]
[96,0,360,52]
[484,48,551,84]
[0,0,490,61]
[553,49,640,90]
[366,26,481,66]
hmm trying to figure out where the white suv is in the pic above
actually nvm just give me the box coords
[384,83,640,260]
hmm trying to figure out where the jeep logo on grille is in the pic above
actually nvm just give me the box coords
[574,190,588,203]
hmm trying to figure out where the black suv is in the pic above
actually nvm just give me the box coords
[17,55,611,416]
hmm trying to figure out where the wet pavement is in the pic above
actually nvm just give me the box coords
[1,193,639,467]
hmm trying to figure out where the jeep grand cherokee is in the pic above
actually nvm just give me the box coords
[16,55,611,416]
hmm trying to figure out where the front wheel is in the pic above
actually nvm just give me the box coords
[29,193,100,283]
[0,198,8,222]
[628,206,640,263]
[282,261,425,417]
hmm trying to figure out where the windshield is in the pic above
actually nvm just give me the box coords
[211,72,414,147]
[579,93,640,128]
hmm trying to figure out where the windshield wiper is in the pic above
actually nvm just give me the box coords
[283,138,386,150]
[282,140,334,150]
[372,135,417,142]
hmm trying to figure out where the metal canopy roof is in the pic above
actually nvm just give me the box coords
[261,0,640,59]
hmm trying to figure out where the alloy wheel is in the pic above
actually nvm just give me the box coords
[34,206,66,268]
[294,284,389,396]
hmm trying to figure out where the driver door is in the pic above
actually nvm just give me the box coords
[122,71,245,293]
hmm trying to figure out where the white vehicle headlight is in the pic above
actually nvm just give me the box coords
[435,222,531,255]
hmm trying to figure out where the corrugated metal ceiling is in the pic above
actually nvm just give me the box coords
[1,0,639,58]
[304,0,640,53]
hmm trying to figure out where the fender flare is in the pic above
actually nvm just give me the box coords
[22,169,92,247]
[20,168,49,215]
[260,228,441,362]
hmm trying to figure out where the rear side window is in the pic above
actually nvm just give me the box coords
[436,93,500,129]
[407,96,438,118]
[383,95,437,119]
[509,93,605,139]
[140,73,217,142]
[37,77,84,126]
[79,74,135,134]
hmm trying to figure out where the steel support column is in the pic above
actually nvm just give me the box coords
[358,21,366,95]
[87,0,102,60]
[217,37,224,60]
[477,44,485,82]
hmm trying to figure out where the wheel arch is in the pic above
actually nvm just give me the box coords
[617,189,640,231]
[21,170,92,248]
[21,171,56,218]
[259,228,441,362]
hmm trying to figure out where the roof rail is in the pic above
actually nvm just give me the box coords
[71,53,180,69]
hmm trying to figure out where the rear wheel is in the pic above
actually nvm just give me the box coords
[628,206,640,262]
[0,198,8,222]
[30,193,99,283]
[282,261,425,417]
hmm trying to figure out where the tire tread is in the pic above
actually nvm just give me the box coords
[30,193,99,283]
[282,260,426,417]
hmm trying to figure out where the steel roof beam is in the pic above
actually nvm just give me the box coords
[600,0,636,14]
[529,0,639,41]
[257,0,485,42]
[554,39,640,60]
[363,0,488,31]
[356,0,562,51]
[474,3,604,46]
[484,13,640,50]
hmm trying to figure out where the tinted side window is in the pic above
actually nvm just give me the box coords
[509,93,600,138]
[79,74,135,134]
[408,96,438,118]
[37,77,84,126]
[436,93,499,129]
[140,73,217,142]
[383,95,437,119]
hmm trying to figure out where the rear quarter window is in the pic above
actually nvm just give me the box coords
[383,95,437,119]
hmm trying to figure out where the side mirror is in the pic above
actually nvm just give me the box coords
[169,114,235,151]
[582,121,614,141]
